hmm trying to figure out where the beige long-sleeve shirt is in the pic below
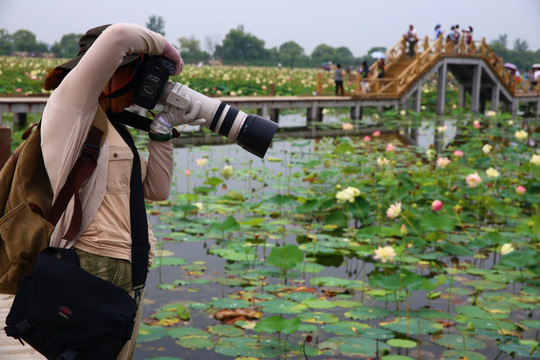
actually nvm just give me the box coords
[41,24,174,262]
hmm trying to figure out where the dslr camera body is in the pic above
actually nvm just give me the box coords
[132,56,277,158]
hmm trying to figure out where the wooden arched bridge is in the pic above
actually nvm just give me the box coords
[315,35,540,117]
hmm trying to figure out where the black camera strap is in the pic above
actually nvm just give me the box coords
[109,120,150,300]
[110,110,180,138]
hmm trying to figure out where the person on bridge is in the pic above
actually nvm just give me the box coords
[377,58,385,78]
[41,23,204,359]
[406,24,419,56]
[359,61,370,93]
[335,63,344,96]
[434,24,444,40]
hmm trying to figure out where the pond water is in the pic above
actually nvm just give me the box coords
[134,117,539,360]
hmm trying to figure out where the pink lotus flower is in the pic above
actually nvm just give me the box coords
[185,169,191,176]
[453,150,464,157]
[465,172,482,188]
[436,157,451,168]
[516,185,526,195]
[431,200,443,211]
[363,135,371,141]
[373,130,381,137]
[195,158,208,166]
[386,202,402,219]
[373,246,396,263]
[385,144,395,152]
[342,122,353,131]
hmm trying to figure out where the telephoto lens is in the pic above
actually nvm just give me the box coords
[159,82,278,158]
[133,56,278,158]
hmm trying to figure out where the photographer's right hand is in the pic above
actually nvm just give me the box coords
[161,41,183,75]
[150,103,206,134]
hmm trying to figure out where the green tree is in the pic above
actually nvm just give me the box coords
[513,38,529,52]
[491,34,508,48]
[0,29,13,55]
[311,44,336,66]
[50,33,82,58]
[178,36,210,63]
[335,46,354,64]
[278,41,304,68]
[12,29,48,53]
[214,25,269,63]
[146,15,165,36]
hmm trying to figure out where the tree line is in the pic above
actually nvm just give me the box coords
[0,15,538,70]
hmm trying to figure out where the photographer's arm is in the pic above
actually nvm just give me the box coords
[143,141,174,201]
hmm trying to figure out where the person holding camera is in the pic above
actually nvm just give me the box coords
[41,23,204,359]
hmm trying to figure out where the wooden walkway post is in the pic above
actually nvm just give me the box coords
[316,73,322,95]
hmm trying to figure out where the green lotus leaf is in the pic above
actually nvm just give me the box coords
[454,305,508,320]
[381,355,415,360]
[321,321,370,335]
[267,244,304,270]
[297,311,340,324]
[386,338,417,348]
[151,256,187,268]
[302,298,337,309]
[214,336,282,358]
[310,276,356,288]
[521,320,540,329]
[441,349,487,360]
[344,306,391,320]
[380,317,443,335]
[209,298,251,309]
[259,299,308,314]
[432,334,486,350]
[167,327,209,340]
[207,324,245,337]
[254,315,301,334]
[176,336,214,350]
[136,324,168,343]
[320,336,391,356]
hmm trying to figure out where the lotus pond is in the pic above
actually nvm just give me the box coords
[133,113,540,360]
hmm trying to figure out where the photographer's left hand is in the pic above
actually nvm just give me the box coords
[150,99,206,134]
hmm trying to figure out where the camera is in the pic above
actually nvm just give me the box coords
[133,56,278,158]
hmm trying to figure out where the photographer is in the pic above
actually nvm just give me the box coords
[41,23,203,359]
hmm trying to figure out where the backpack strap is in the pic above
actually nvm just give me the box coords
[46,109,108,240]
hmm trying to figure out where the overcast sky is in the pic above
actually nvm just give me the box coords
[2,0,539,58]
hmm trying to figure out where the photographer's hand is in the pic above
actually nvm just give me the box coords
[151,100,206,134]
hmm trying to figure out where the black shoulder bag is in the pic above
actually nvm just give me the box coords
[4,121,150,360]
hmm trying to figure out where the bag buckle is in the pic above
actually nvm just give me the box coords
[133,285,144,306]
[81,143,100,160]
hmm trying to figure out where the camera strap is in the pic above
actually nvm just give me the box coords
[109,110,180,138]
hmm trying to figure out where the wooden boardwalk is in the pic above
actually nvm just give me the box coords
[0,294,44,359]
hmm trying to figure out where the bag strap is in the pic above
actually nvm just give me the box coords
[110,121,150,295]
[46,125,104,240]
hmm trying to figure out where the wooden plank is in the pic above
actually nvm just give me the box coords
[0,294,44,359]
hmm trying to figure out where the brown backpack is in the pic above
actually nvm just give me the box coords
[0,110,107,294]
